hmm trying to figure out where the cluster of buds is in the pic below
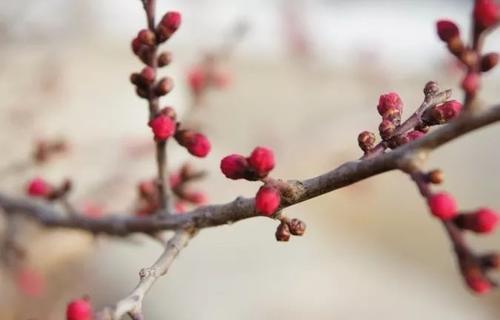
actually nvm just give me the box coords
[26,177,72,201]
[220,146,282,215]
[66,297,93,320]
[220,146,306,240]
[358,83,463,155]
[32,138,68,164]
[169,163,207,212]
[130,11,212,158]
[275,217,306,242]
[424,189,499,293]
[426,191,499,233]
[436,0,499,96]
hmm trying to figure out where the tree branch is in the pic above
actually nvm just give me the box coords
[96,229,194,320]
[1,103,500,236]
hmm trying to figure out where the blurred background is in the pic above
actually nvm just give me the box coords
[0,0,500,319]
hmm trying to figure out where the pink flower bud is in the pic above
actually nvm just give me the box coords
[462,73,480,95]
[377,92,403,117]
[248,147,275,178]
[148,115,176,141]
[255,185,281,216]
[471,208,499,233]
[428,192,457,220]
[220,154,249,180]
[378,119,396,140]
[137,29,156,46]
[161,11,182,33]
[466,274,491,294]
[473,0,499,29]
[176,131,211,157]
[66,298,93,320]
[26,177,52,197]
[406,130,425,142]
[16,268,45,297]
[140,66,156,85]
[436,20,460,42]
[185,191,207,205]
[188,67,206,95]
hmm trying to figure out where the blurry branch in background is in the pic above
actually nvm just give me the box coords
[0,0,500,319]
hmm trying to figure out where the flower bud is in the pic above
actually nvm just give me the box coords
[461,72,480,95]
[427,192,457,220]
[454,208,498,234]
[275,221,291,241]
[154,77,174,96]
[137,29,156,46]
[378,119,396,140]
[480,52,499,72]
[377,92,403,117]
[255,185,281,216]
[148,115,176,141]
[436,20,460,42]
[248,147,275,178]
[422,100,462,125]
[66,298,93,320]
[220,154,249,180]
[175,130,211,157]
[473,0,499,30]
[288,218,306,236]
[157,52,173,67]
[26,177,52,197]
[357,131,376,152]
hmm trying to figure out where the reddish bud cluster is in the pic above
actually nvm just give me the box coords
[220,147,275,181]
[175,130,211,158]
[66,298,93,320]
[454,208,499,233]
[275,218,306,241]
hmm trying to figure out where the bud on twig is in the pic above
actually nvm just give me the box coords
[288,218,306,236]
[275,221,291,241]
[358,131,376,152]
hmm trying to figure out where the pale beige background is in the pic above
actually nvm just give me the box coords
[0,0,499,319]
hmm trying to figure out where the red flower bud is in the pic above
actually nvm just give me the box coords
[26,177,52,197]
[161,11,182,33]
[248,147,275,177]
[436,20,460,42]
[422,100,462,125]
[406,130,425,142]
[157,52,173,67]
[148,115,176,141]
[255,185,281,216]
[220,154,249,180]
[428,192,457,220]
[473,208,499,233]
[377,92,403,117]
[177,131,211,157]
[473,0,499,29]
[466,275,491,294]
[66,298,93,320]
[461,72,480,95]
[188,67,206,95]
